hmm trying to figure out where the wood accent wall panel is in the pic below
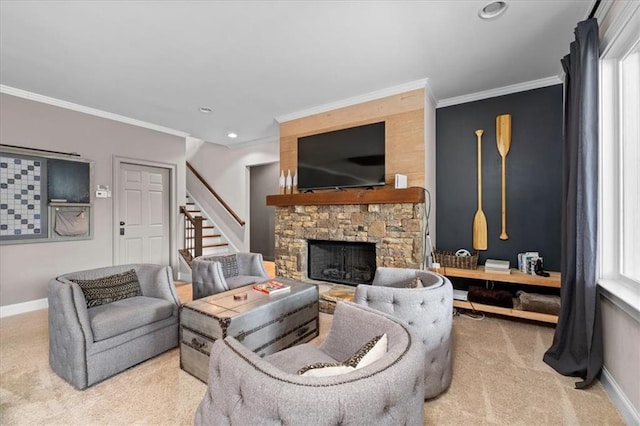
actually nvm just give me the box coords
[279,89,425,191]
[384,109,424,187]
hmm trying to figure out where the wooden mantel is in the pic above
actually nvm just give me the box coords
[266,187,425,206]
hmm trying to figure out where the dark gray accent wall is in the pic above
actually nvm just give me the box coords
[249,162,279,261]
[436,85,562,271]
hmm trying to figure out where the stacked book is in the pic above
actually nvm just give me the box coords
[518,252,541,274]
[484,259,511,274]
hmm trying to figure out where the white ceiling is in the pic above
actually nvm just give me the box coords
[0,1,591,146]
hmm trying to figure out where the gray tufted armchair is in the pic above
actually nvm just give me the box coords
[191,252,269,299]
[354,267,453,399]
[194,301,426,425]
[48,264,180,389]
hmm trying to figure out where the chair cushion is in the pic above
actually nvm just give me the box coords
[88,296,175,341]
[265,344,338,374]
[70,269,142,308]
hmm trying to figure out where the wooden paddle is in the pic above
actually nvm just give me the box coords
[473,129,488,251]
[496,114,512,240]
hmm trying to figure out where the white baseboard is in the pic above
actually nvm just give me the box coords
[0,298,48,318]
[601,366,640,426]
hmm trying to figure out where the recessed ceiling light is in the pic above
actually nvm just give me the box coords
[199,107,212,113]
[227,132,238,139]
[479,1,508,20]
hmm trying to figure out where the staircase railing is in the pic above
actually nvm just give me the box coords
[179,205,203,265]
[186,161,245,227]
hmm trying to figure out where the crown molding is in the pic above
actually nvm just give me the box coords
[275,78,429,123]
[228,135,279,150]
[597,0,640,58]
[0,85,190,138]
[436,76,563,108]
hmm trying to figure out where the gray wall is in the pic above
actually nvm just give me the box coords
[0,93,186,307]
[436,85,563,271]
[249,162,278,261]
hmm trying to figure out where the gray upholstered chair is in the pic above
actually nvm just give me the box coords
[194,301,425,426]
[191,252,269,299]
[354,267,453,399]
[48,264,180,390]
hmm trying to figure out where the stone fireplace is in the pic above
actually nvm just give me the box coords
[271,191,425,282]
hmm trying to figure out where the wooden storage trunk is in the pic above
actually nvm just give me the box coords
[180,279,319,382]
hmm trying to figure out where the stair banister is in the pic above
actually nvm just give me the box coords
[180,206,204,263]
[186,161,245,227]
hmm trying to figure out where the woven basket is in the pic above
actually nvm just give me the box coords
[433,250,479,270]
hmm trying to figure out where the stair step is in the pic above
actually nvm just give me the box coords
[185,215,207,220]
[185,234,221,240]
[186,225,215,230]
[182,198,229,262]
[203,243,229,249]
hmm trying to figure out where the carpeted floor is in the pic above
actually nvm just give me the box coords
[0,282,624,425]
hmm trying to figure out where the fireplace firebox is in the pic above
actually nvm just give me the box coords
[307,240,376,286]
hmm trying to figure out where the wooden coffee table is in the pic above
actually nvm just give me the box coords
[180,278,319,382]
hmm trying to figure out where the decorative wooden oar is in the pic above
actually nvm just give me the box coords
[496,114,512,240]
[473,129,488,251]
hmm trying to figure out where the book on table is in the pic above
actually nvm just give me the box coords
[253,280,291,295]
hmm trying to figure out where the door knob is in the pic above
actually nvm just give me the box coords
[120,221,125,226]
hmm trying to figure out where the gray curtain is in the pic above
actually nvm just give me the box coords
[543,18,602,389]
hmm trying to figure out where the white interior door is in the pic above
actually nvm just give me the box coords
[118,163,170,265]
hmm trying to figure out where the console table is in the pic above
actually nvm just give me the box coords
[432,267,561,324]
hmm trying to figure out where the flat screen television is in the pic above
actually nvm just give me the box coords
[297,121,386,191]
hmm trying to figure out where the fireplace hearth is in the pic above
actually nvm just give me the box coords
[308,240,376,286]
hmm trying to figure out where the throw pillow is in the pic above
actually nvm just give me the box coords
[343,333,388,369]
[516,290,561,315]
[468,285,513,308]
[405,276,423,288]
[297,362,356,377]
[213,254,239,278]
[388,276,423,289]
[71,269,142,308]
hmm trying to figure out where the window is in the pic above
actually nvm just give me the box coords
[619,46,639,282]
[599,4,640,311]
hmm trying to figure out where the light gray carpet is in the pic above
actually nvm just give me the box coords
[0,289,624,425]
